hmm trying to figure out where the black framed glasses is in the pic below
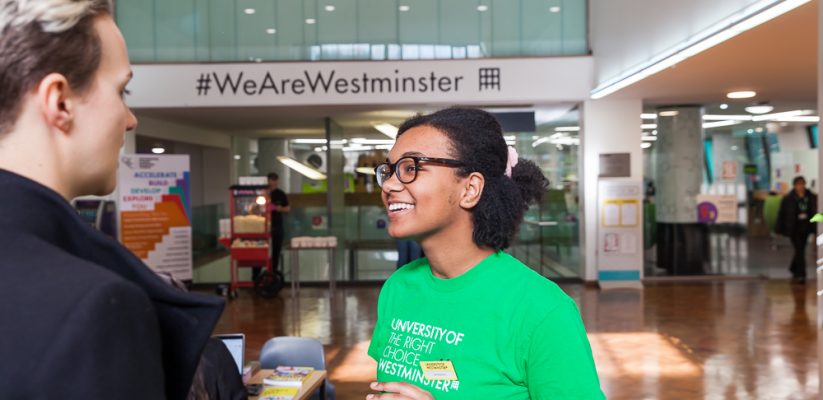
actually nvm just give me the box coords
[374,156,466,187]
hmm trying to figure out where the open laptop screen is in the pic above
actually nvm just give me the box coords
[215,334,245,375]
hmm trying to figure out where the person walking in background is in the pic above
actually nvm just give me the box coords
[777,176,818,283]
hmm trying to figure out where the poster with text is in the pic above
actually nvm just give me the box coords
[118,155,192,280]
[696,195,738,224]
[597,181,644,286]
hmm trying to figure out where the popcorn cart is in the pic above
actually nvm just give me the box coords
[220,184,284,298]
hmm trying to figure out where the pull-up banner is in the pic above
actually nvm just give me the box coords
[118,154,193,281]
[126,57,592,108]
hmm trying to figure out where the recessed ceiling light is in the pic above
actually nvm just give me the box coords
[477,5,489,12]
[233,154,241,160]
[719,103,729,110]
[266,28,277,34]
[305,18,316,24]
[747,129,754,134]
[399,5,410,11]
[324,5,335,12]
[243,8,256,15]
[744,105,774,114]
[151,146,165,154]
[549,6,561,13]
[659,110,679,117]
[641,143,652,149]
[727,90,756,99]
[755,127,764,133]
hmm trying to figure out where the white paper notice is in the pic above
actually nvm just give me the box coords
[620,203,638,226]
[604,203,620,226]
[620,233,638,254]
[604,233,620,253]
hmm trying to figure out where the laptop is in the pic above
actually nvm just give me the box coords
[215,334,245,375]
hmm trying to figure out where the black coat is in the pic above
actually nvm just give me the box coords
[776,189,817,238]
[0,170,224,399]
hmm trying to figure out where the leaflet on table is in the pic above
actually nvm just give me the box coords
[259,386,299,400]
[263,366,315,387]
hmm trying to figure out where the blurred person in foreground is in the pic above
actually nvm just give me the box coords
[0,1,224,398]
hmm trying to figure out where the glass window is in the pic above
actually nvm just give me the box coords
[116,0,588,63]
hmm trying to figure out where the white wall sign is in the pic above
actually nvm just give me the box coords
[118,155,193,280]
[126,57,593,108]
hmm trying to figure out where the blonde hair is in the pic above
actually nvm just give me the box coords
[0,0,113,134]
[1,0,110,32]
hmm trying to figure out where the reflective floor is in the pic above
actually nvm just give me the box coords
[646,234,818,279]
[212,274,818,399]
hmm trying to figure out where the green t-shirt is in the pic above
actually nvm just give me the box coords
[368,251,604,399]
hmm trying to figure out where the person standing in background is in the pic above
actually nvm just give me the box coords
[777,176,818,283]
[267,172,290,276]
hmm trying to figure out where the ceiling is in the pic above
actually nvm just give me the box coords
[135,103,580,138]
[616,0,817,110]
[136,105,420,138]
[134,1,818,137]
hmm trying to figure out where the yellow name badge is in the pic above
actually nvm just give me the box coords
[420,361,458,381]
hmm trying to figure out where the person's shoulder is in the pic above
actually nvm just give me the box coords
[0,234,155,382]
[496,252,573,309]
[0,233,144,300]
[76,278,155,320]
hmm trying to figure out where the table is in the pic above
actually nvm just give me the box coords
[288,245,337,298]
[248,369,328,400]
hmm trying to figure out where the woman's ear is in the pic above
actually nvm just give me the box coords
[459,172,485,210]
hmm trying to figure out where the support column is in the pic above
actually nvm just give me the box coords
[581,99,644,285]
[654,106,707,275]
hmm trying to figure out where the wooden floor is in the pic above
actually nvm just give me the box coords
[212,279,818,400]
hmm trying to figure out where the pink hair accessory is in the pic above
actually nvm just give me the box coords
[505,146,519,178]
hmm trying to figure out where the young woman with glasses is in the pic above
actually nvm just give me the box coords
[366,108,604,399]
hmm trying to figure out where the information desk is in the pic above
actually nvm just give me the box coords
[249,369,327,400]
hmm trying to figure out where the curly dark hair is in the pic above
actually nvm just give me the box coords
[397,107,549,250]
